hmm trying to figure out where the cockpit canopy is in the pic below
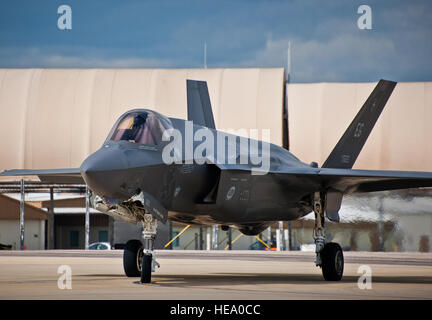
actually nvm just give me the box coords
[107,110,173,146]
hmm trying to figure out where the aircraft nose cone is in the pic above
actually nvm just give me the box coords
[80,146,129,199]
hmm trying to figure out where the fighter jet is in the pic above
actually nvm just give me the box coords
[2,79,432,283]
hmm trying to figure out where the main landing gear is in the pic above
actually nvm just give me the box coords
[123,214,160,283]
[313,192,344,281]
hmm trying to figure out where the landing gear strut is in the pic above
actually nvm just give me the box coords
[140,213,160,283]
[122,213,160,283]
[313,192,344,281]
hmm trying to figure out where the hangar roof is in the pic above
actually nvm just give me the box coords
[0,68,285,172]
[287,81,432,171]
[0,68,430,174]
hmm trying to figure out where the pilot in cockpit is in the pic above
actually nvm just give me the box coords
[133,113,156,145]
[109,111,169,146]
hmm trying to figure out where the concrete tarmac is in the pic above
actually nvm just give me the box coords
[0,250,431,300]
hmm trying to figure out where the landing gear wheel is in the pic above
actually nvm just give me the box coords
[321,242,344,281]
[140,254,152,283]
[123,240,143,277]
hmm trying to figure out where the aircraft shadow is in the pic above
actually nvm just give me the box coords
[148,273,432,287]
[79,272,432,287]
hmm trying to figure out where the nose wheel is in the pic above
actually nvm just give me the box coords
[313,192,344,281]
[141,254,153,283]
[123,239,143,277]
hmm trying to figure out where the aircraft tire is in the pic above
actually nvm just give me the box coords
[123,239,143,277]
[321,242,344,281]
[140,254,152,283]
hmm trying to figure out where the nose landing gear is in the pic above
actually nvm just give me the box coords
[122,213,160,283]
[313,192,344,281]
[140,214,159,283]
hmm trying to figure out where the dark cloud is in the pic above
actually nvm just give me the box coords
[0,0,430,82]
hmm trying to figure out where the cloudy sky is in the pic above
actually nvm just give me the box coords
[0,0,431,82]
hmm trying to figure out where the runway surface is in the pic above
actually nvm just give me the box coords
[0,250,431,300]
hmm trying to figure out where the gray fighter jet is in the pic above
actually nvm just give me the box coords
[2,79,432,283]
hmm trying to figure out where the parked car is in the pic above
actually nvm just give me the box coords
[113,243,126,250]
[88,242,111,250]
[0,243,12,250]
[300,244,316,252]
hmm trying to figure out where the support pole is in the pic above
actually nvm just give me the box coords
[49,187,55,249]
[206,227,211,250]
[227,227,232,250]
[109,216,114,247]
[276,221,283,251]
[194,233,198,250]
[224,233,242,250]
[212,225,219,250]
[85,186,90,250]
[288,221,293,250]
[19,179,25,250]
[267,227,271,247]
[276,229,281,251]
[199,226,203,250]
[168,221,173,250]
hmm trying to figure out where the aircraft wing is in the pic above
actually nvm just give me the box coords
[0,168,84,184]
[219,163,432,194]
[316,168,432,193]
[273,167,432,222]
[270,167,432,194]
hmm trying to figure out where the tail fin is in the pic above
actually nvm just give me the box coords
[186,80,216,129]
[322,79,397,169]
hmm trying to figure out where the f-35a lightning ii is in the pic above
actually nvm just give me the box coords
[2,79,432,283]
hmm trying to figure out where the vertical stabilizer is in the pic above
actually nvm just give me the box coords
[322,79,397,169]
[186,80,216,129]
